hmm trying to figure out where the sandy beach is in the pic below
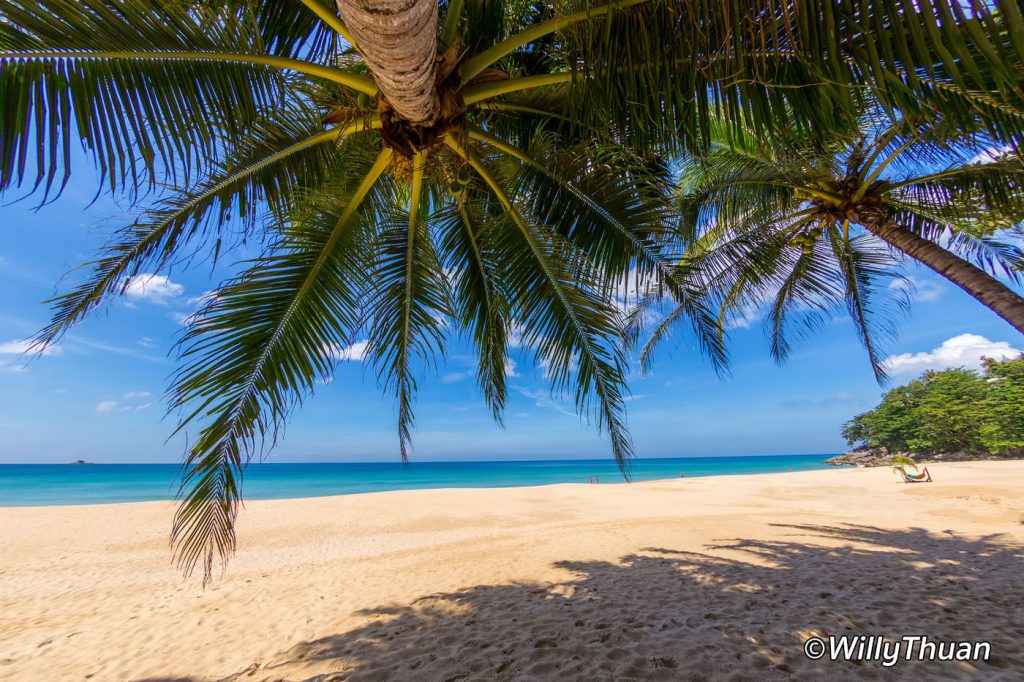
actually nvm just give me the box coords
[1,461,1023,681]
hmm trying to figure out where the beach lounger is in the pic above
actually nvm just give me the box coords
[901,467,932,483]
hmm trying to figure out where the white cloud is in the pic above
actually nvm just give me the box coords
[168,291,218,327]
[326,339,369,362]
[134,403,152,412]
[883,334,1023,375]
[123,274,184,305]
[507,323,526,349]
[122,391,151,400]
[95,400,118,413]
[0,339,62,357]
[969,144,1013,165]
[168,311,196,326]
[137,337,156,348]
[724,302,762,330]
[185,290,217,307]
[439,357,517,383]
[539,354,579,379]
[889,275,943,303]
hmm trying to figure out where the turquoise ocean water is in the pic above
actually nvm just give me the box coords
[0,455,834,506]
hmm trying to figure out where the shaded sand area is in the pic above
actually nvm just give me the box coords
[2,462,1023,681]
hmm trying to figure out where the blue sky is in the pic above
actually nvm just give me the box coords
[2,165,1022,464]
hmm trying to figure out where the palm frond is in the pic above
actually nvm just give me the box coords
[826,229,908,382]
[885,197,1024,282]
[448,135,634,472]
[557,0,1024,152]
[36,116,377,347]
[888,156,1024,231]
[0,0,375,199]
[363,152,449,459]
[470,128,728,369]
[435,201,511,422]
[169,146,391,583]
[0,0,286,196]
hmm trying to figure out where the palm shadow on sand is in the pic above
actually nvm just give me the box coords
[207,524,1024,681]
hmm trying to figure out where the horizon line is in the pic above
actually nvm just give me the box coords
[0,453,838,465]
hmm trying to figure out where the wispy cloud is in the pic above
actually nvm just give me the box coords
[168,290,217,327]
[69,337,166,364]
[185,290,217,307]
[883,334,1022,375]
[537,354,580,380]
[168,311,195,326]
[889,275,943,303]
[969,144,1013,165]
[514,386,576,417]
[95,400,118,413]
[723,302,762,330]
[96,390,153,414]
[507,323,525,349]
[0,339,62,357]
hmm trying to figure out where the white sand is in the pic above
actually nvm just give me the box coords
[1,461,1023,681]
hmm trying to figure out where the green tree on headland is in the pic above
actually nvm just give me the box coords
[842,355,1024,456]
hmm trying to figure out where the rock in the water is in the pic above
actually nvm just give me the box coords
[823,449,1020,467]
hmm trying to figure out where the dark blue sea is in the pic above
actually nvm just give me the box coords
[0,455,835,506]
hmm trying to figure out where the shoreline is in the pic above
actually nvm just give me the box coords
[0,453,835,508]
[1,463,836,510]
[2,461,1022,680]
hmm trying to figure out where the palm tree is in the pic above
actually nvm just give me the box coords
[2,0,1022,581]
[889,453,919,478]
[639,115,1024,380]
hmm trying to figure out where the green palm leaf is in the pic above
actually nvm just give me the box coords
[448,136,634,470]
[363,152,451,459]
[435,201,511,422]
[169,146,391,582]
[36,115,378,347]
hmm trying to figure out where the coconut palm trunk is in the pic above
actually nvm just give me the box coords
[863,218,1024,335]
[336,0,439,124]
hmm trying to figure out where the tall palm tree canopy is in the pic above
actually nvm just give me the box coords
[637,115,1024,382]
[2,0,1024,582]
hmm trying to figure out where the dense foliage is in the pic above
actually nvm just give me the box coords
[842,355,1024,455]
